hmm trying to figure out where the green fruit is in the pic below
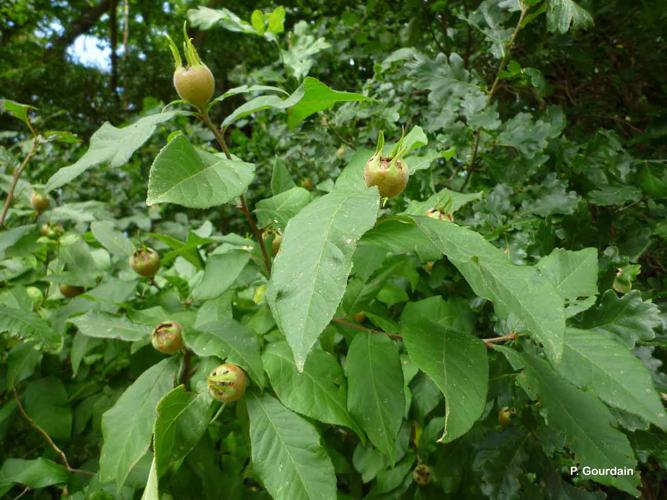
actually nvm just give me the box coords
[39,223,55,237]
[173,65,215,110]
[363,131,410,198]
[364,156,409,198]
[129,247,160,277]
[31,192,50,213]
[59,284,84,298]
[413,464,432,486]
[207,363,248,403]
[151,321,184,355]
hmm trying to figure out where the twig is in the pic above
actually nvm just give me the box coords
[0,138,40,227]
[12,388,94,476]
[149,277,162,291]
[459,5,528,191]
[483,332,518,346]
[179,349,193,386]
[332,317,403,341]
[198,111,272,276]
[12,487,30,500]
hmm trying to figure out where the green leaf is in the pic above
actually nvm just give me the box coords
[246,392,336,500]
[91,220,134,257]
[57,236,99,287]
[69,311,152,342]
[0,305,61,349]
[346,332,404,459]
[250,10,265,34]
[46,111,178,192]
[0,458,68,491]
[99,358,178,491]
[0,225,35,256]
[222,77,367,130]
[254,187,311,229]
[536,248,598,301]
[402,126,428,155]
[287,77,367,129]
[281,23,331,80]
[7,343,42,387]
[222,92,304,128]
[404,188,483,218]
[401,297,488,442]
[271,161,296,195]
[267,6,286,34]
[154,386,211,477]
[498,347,639,495]
[192,250,250,301]
[24,377,72,440]
[412,217,565,361]
[547,0,593,33]
[188,6,256,34]
[267,188,380,370]
[262,341,362,436]
[575,290,661,347]
[146,134,255,208]
[558,328,667,430]
[141,457,159,500]
[184,319,265,387]
[0,99,36,128]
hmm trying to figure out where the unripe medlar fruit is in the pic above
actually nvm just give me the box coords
[498,407,512,428]
[59,284,84,298]
[129,247,160,277]
[39,223,55,237]
[167,25,214,110]
[413,464,432,486]
[174,66,215,110]
[363,131,409,198]
[31,192,50,213]
[151,321,184,355]
[207,363,248,403]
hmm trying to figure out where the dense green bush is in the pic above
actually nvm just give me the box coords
[1,1,666,498]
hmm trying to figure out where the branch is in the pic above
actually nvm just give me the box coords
[0,138,40,228]
[13,388,94,476]
[198,111,272,276]
[332,317,403,341]
[482,332,518,346]
[459,5,529,191]
[48,0,112,56]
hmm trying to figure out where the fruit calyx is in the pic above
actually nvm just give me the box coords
[413,464,432,486]
[363,131,410,198]
[166,23,215,110]
[151,321,184,355]
[207,363,248,403]
[129,246,160,277]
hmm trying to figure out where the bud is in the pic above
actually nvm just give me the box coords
[129,247,160,277]
[31,192,50,213]
[167,23,215,110]
[271,232,282,256]
[207,363,248,403]
[412,464,432,486]
[59,284,84,298]
[151,321,184,355]
[363,131,409,198]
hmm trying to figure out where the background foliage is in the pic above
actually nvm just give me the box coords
[1,0,666,499]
